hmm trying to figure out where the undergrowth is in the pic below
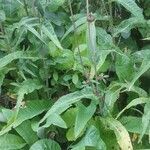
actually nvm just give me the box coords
[0,0,150,149]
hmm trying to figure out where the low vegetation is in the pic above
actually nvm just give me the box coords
[0,0,150,149]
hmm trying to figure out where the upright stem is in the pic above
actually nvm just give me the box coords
[68,0,86,76]
[32,0,36,16]
[23,0,29,16]
[86,0,89,16]
[86,0,99,96]
[108,0,115,43]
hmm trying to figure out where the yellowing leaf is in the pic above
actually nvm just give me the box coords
[101,117,133,150]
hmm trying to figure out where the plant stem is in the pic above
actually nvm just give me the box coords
[86,0,99,96]
[108,0,115,43]
[23,0,29,16]
[86,0,89,16]
[68,0,86,76]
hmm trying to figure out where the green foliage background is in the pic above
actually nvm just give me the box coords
[0,0,150,149]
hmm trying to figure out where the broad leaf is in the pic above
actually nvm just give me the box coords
[115,0,144,18]
[102,87,121,116]
[97,27,113,45]
[0,51,39,69]
[71,125,106,150]
[120,116,149,135]
[55,49,74,70]
[39,87,97,125]
[0,134,26,150]
[15,120,38,145]
[110,82,148,97]
[42,113,67,129]
[72,73,79,85]
[42,23,63,49]
[47,0,65,12]
[61,16,87,41]
[132,49,150,63]
[96,50,113,72]
[0,100,51,135]
[113,17,145,37]
[30,139,61,150]
[74,102,96,138]
[25,24,46,44]
[14,100,51,127]
[62,108,77,128]
[101,117,133,150]
[129,58,150,90]
[139,102,150,142]
[116,97,149,119]
[15,79,43,109]
[115,54,134,82]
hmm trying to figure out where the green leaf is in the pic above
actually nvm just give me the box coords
[19,17,39,26]
[139,102,150,142]
[53,71,58,82]
[42,23,63,50]
[15,18,43,44]
[0,100,51,136]
[132,49,150,63]
[42,113,67,129]
[129,58,150,90]
[39,87,97,126]
[111,82,147,97]
[74,44,87,56]
[29,139,61,150]
[47,0,65,12]
[61,16,87,41]
[62,108,77,128]
[87,20,97,52]
[0,134,26,150]
[113,17,145,37]
[97,27,113,45]
[96,119,120,150]
[71,125,106,150]
[102,87,121,116]
[127,85,148,97]
[15,120,38,145]
[120,116,149,135]
[115,0,144,18]
[0,10,6,22]
[25,24,46,44]
[115,54,134,82]
[56,49,74,70]
[48,41,62,57]
[72,73,79,85]
[0,51,39,69]
[96,50,113,72]
[0,68,14,88]
[15,100,51,127]
[14,79,43,117]
[116,97,149,119]
[101,117,133,150]
[66,127,76,141]
[74,102,96,138]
